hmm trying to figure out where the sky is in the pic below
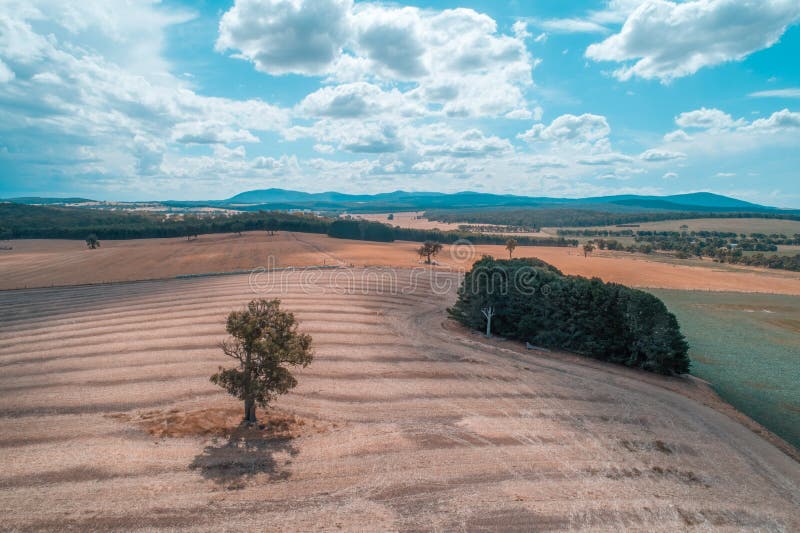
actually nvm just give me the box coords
[0,0,799,205]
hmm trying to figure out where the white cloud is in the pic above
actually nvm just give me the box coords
[518,113,611,152]
[640,149,686,161]
[172,122,259,144]
[420,128,512,158]
[512,21,530,39]
[578,153,633,165]
[743,108,800,131]
[586,0,800,82]
[675,108,740,130]
[663,129,692,142]
[662,172,678,179]
[216,0,352,76]
[298,82,420,118]
[534,18,608,34]
[749,88,800,98]
[0,59,14,83]
[218,1,535,119]
[0,0,290,195]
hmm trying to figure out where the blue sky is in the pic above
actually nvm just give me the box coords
[0,0,799,205]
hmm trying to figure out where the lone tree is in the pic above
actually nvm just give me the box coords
[211,299,313,424]
[265,218,279,236]
[85,234,100,249]
[505,238,518,259]
[583,242,595,258]
[417,241,443,264]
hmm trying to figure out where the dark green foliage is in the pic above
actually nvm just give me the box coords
[417,241,443,263]
[427,208,800,229]
[85,234,100,249]
[0,202,575,247]
[211,299,313,423]
[449,257,690,375]
[0,202,329,240]
[391,226,577,247]
[327,219,395,242]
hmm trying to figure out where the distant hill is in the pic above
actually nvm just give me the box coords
[4,197,94,205]
[223,189,777,213]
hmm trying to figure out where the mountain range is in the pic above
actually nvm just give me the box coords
[6,189,791,214]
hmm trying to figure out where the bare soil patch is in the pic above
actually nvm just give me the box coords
[1,271,798,530]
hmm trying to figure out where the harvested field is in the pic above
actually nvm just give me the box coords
[3,232,800,294]
[352,211,465,231]
[1,270,798,531]
[353,212,551,237]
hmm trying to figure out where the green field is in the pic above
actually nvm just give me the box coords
[649,289,800,450]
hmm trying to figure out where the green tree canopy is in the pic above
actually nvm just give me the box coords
[211,299,313,424]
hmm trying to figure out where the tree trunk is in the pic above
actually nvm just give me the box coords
[244,399,256,424]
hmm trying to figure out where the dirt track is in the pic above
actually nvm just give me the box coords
[1,270,798,531]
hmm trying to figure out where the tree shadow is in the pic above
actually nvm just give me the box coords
[189,424,298,488]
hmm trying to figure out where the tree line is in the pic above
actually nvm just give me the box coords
[426,207,800,230]
[0,202,577,248]
[449,256,690,375]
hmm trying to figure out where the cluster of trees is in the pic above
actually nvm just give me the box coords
[327,219,395,242]
[427,208,800,230]
[734,253,800,271]
[2,202,577,248]
[449,256,691,375]
[390,226,576,247]
[558,226,800,272]
[0,203,329,240]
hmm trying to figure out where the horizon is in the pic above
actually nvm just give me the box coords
[3,188,786,210]
[1,1,799,206]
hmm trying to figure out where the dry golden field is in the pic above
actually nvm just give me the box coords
[1,270,799,531]
[354,212,552,237]
[3,231,800,294]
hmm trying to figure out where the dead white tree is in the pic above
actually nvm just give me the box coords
[481,306,495,337]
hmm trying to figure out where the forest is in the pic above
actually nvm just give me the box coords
[426,208,800,230]
[0,203,577,247]
[449,256,691,375]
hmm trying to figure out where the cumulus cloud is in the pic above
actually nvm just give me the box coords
[218,1,534,119]
[0,0,289,196]
[675,107,740,130]
[578,153,633,165]
[0,59,14,83]
[172,122,259,144]
[640,149,686,161]
[586,0,800,82]
[216,0,352,76]
[743,108,800,131]
[663,129,692,142]
[518,113,611,152]
[298,82,420,118]
[420,129,512,158]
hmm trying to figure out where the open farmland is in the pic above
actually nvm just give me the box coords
[3,231,800,294]
[649,289,800,450]
[353,212,551,237]
[1,270,799,531]
[553,217,800,236]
